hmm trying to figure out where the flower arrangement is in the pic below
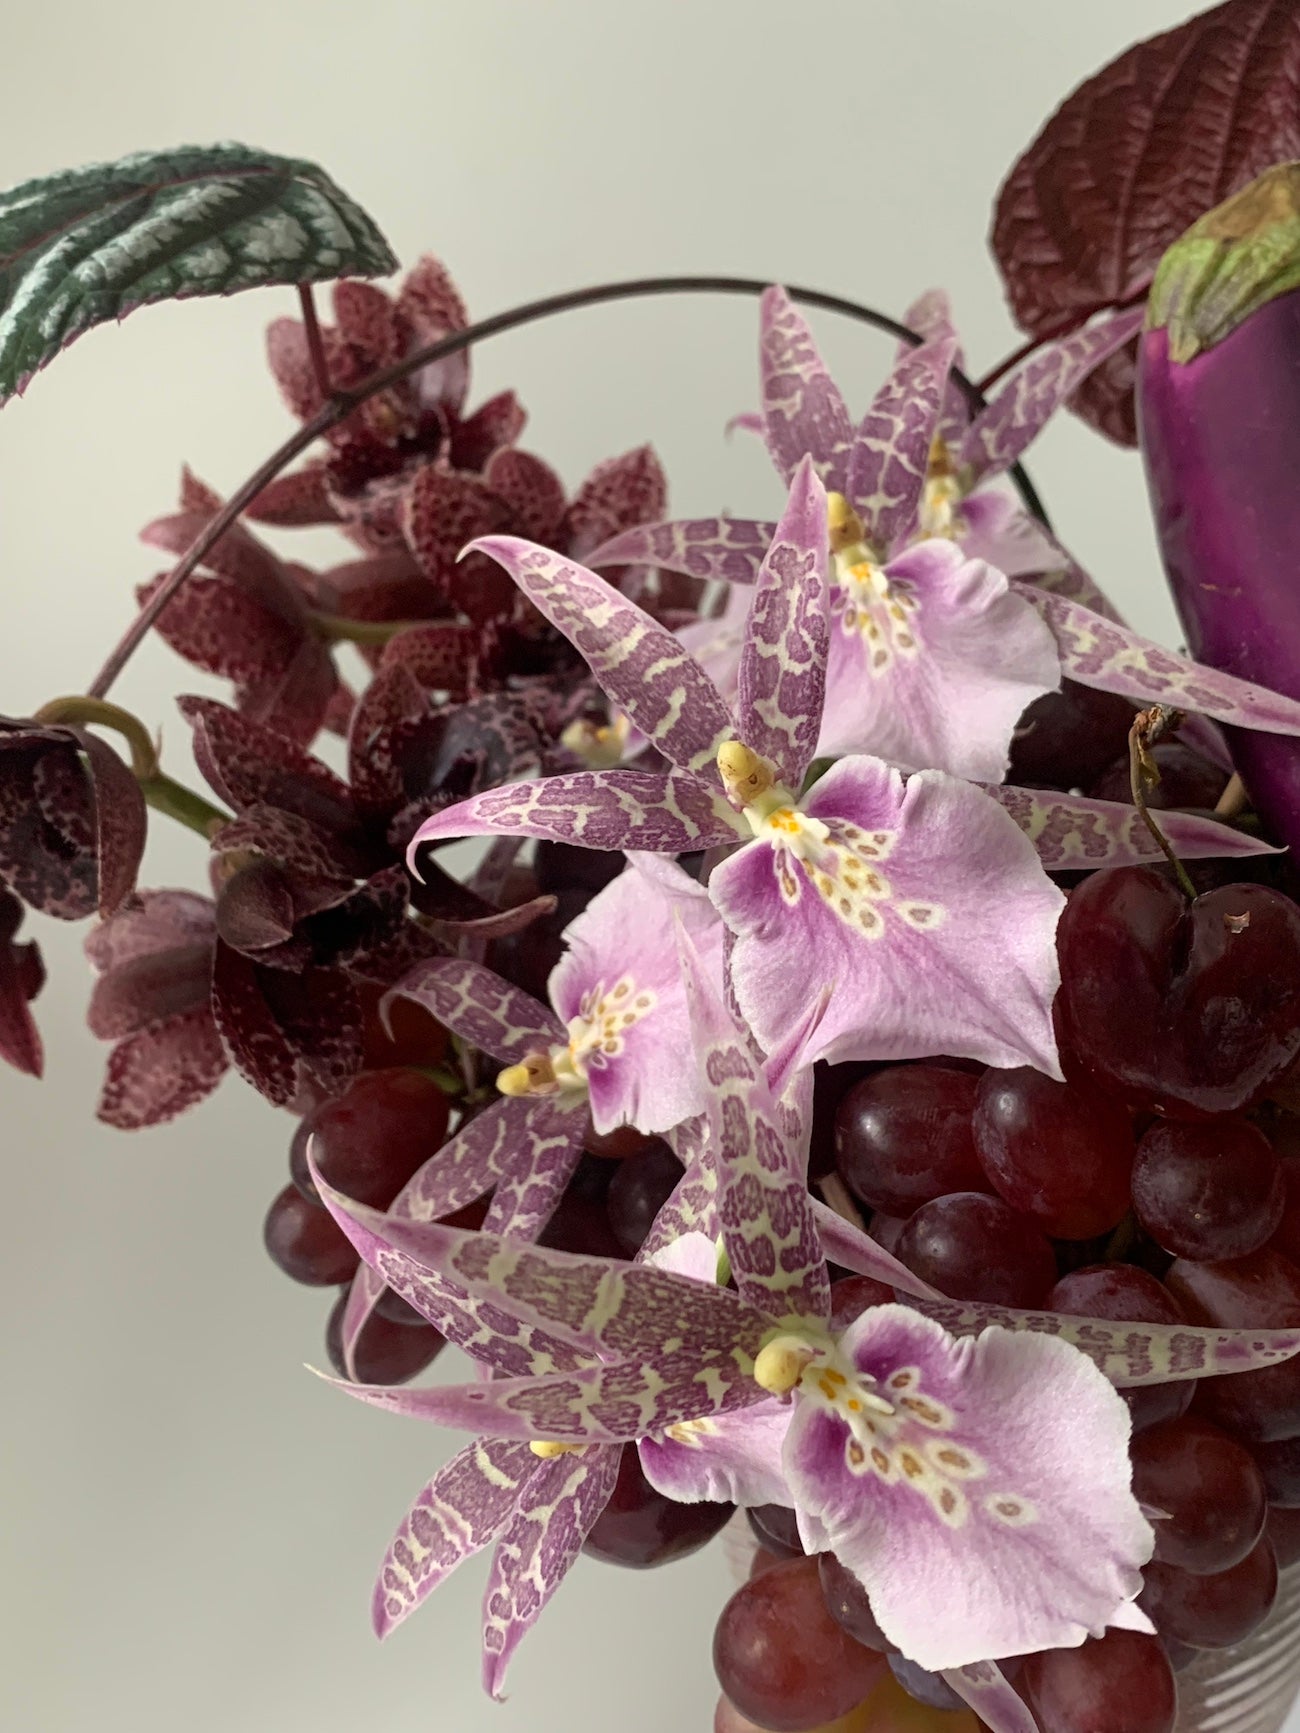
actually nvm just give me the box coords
[12,3,1300,1730]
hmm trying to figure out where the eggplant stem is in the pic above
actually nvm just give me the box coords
[1128,706,1197,901]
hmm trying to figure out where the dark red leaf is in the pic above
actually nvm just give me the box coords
[992,0,1300,444]
[233,633,339,747]
[211,804,362,891]
[136,569,304,684]
[211,939,362,1106]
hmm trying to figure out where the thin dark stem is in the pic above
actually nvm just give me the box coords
[297,284,335,402]
[88,274,1051,700]
[1128,706,1197,902]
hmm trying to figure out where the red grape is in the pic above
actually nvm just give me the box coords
[264,1184,360,1285]
[816,1553,892,1652]
[1139,1534,1278,1648]
[896,1192,1056,1307]
[1048,1264,1193,1433]
[582,1443,732,1568]
[1009,679,1139,791]
[290,1068,451,1207]
[1265,1503,1300,1568]
[747,1504,805,1560]
[1022,1629,1177,1733]
[973,1067,1133,1239]
[868,1214,909,1256]
[833,1067,986,1217]
[538,1154,625,1260]
[1089,742,1227,811]
[1267,1151,1300,1264]
[1129,1416,1267,1573]
[325,1288,445,1385]
[828,1275,896,1336]
[1131,1120,1284,1261]
[1165,1249,1300,1440]
[714,1556,888,1732]
[1249,1435,1300,1506]
[1056,867,1300,1117]
[606,1140,685,1255]
[357,982,447,1071]
[583,1116,656,1159]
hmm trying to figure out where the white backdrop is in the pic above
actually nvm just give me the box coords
[2,4,1294,1730]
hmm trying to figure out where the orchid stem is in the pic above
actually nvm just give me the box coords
[1128,707,1197,902]
[140,772,230,838]
[86,274,1053,701]
[34,694,159,779]
[308,609,431,646]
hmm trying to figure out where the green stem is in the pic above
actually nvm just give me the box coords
[34,694,159,779]
[308,610,432,646]
[140,772,230,838]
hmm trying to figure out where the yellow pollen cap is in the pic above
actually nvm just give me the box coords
[754,1335,816,1397]
[827,491,867,554]
[497,1053,557,1097]
[718,739,774,806]
[529,1440,581,1459]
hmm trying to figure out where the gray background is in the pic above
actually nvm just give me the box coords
[3,3,1293,1730]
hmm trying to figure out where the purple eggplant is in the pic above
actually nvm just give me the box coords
[1138,163,1300,852]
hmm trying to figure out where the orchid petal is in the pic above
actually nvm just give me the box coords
[783,1305,1150,1669]
[759,287,854,491]
[819,541,1060,777]
[316,1178,773,1365]
[468,536,733,772]
[481,1443,620,1698]
[585,516,774,587]
[549,856,726,1136]
[481,1109,586,1244]
[1023,551,1124,622]
[948,488,1062,579]
[810,1200,939,1300]
[1022,588,1300,736]
[713,758,1064,1076]
[848,333,957,552]
[319,1348,767,1444]
[959,308,1146,484]
[907,1296,1300,1388]
[676,584,750,712]
[371,1438,538,1639]
[642,1125,720,1259]
[408,768,744,859]
[736,458,829,788]
[985,784,1279,869]
[638,1397,792,1507]
[382,957,562,1064]
[676,923,831,1324]
[942,1660,1041,1733]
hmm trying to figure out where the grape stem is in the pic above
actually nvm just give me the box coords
[1214,771,1250,820]
[85,273,1052,701]
[815,1171,868,1233]
[1129,706,1198,901]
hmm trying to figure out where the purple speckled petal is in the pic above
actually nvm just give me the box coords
[1021,588,1300,736]
[819,540,1060,777]
[942,1660,1041,1733]
[585,516,775,587]
[783,1305,1150,1669]
[736,458,829,788]
[959,308,1146,484]
[467,536,733,772]
[638,1396,791,1507]
[900,288,969,445]
[713,759,1064,1076]
[907,1296,1300,1389]
[320,1348,768,1443]
[759,287,854,491]
[677,923,830,1324]
[316,1177,773,1364]
[1022,549,1124,622]
[481,1444,620,1698]
[372,1438,537,1639]
[381,957,562,1063]
[481,1102,585,1242]
[642,1121,719,1258]
[848,334,957,554]
[810,1200,939,1300]
[984,784,1280,869]
[408,768,744,859]
[549,856,726,1136]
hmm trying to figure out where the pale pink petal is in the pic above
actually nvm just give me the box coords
[951,488,1062,578]
[638,1398,791,1507]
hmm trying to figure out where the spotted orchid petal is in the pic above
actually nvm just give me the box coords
[908,1297,1300,1388]
[638,1396,792,1508]
[959,308,1146,485]
[676,922,831,1325]
[1021,588,1300,736]
[480,1107,586,1242]
[481,1444,621,1699]
[676,584,751,712]
[712,757,1065,1076]
[736,457,829,788]
[985,784,1279,869]
[371,1438,539,1640]
[819,540,1060,776]
[316,1178,773,1366]
[586,516,775,587]
[759,286,855,492]
[468,536,733,773]
[549,855,726,1136]
[847,333,957,553]
[942,1660,1041,1733]
[642,1122,719,1260]
[782,1304,1151,1669]
[383,958,562,1063]
[900,288,969,446]
[408,768,745,859]
[810,1200,939,1300]
[317,1346,767,1444]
